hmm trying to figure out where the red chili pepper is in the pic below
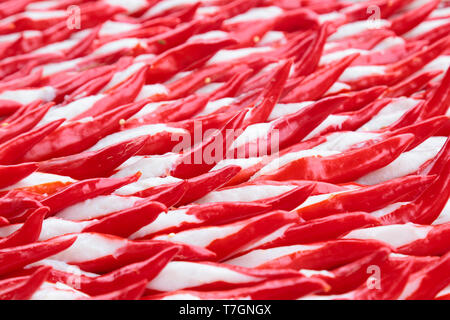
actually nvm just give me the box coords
[0,119,63,165]
[23,99,148,161]
[170,111,246,179]
[0,236,76,276]
[52,65,116,101]
[145,276,328,300]
[228,239,390,271]
[401,252,450,300]
[55,234,214,273]
[381,160,450,225]
[64,246,180,296]
[314,248,390,295]
[344,36,450,91]
[0,190,42,220]
[282,53,359,103]
[293,22,329,77]
[0,100,21,117]
[126,95,209,126]
[417,136,449,177]
[0,207,47,249]
[256,134,414,183]
[209,67,253,100]
[327,29,394,53]
[383,70,442,98]
[41,173,141,216]
[0,68,42,92]
[177,165,242,205]
[155,210,299,261]
[83,201,167,238]
[38,136,148,180]
[412,21,450,44]
[269,95,350,150]
[165,64,232,100]
[385,116,449,151]
[72,66,149,120]
[395,223,450,257]
[0,266,51,300]
[250,212,381,251]
[145,22,199,55]
[62,73,114,104]
[136,181,187,207]
[343,0,409,21]
[350,257,415,300]
[131,201,271,240]
[296,174,435,220]
[0,101,52,144]
[227,19,275,48]
[145,38,238,84]
[311,98,392,138]
[417,67,450,121]
[390,0,440,35]
[65,27,99,61]
[275,7,319,32]
[0,163,38,189]
[243,60,292,126]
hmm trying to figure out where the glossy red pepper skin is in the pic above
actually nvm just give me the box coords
[37,136,148,180]
[243,60,293,126]
[417,67,450,121]
[41,173,140,216]
[383,71,442,98]
[417,136,449,177]
[390,0,441,35]
[293,22,329,77]
[72,66,149,120]
[343,0,408,22]
[23,99,148,162]
[252,212,381,251]
[0,266,51,300]
[315,99,392,138]
[0,190,42,221]
[0,163,38,189]
[170,111,246,179]
[126,95,209,126]
[177,165,242,205]
[256,239,391,271]
[296,175,436,220]
[145,38,238,84]
[133,202,270,240]
[52,65,116,102]
[70,237,215,273]
[0,236,76,276]
[0,101,52,144]
[282,53,359,103]
[402,252,450,300]
[57,246,180,296]
[146,276,328,300]
[0,68,42,92]
[0,119,63,165]
[385,116,449,152]
[270,95,350,151]
[257,134,414,183]
[83,201,167,238]
[315,248,391,295]
[381,161,450,226]
[0,207,47,249]
[0,100,21,117]
[395,223,450,257]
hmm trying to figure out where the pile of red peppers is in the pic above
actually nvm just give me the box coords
[0,0,449,300]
